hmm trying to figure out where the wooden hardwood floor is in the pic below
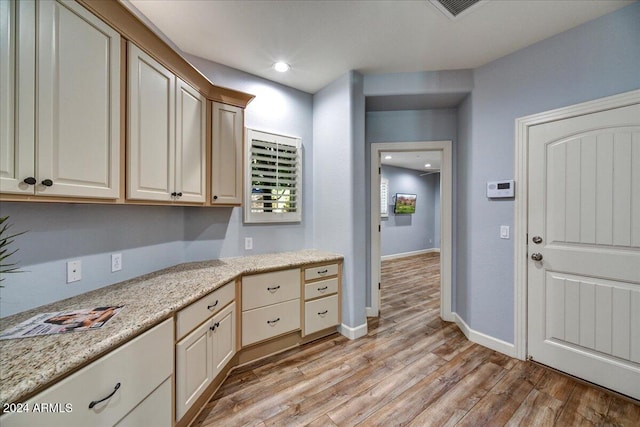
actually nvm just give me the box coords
[193,253,640,426]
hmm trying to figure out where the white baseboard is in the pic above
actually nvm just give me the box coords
[338,322,368,340]
[452,312,516,358]
[381,248,440,261]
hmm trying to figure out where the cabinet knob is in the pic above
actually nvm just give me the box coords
[213,195,218,200]
[171,192,177,197]
[23,177,37,185]
[209,322,220,332]
[177,192,182,197]
[41,179,53,187]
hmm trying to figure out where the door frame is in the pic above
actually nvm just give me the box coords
[369,141,454,322]
[513,89,640,360]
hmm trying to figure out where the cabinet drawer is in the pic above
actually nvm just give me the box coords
[177,280,235,340]
[242,299,300,346]
[304,263,339,281]
[305,295,339,335]
[304,277,338,301]
[1,318,173,427]
[242,269,300,311]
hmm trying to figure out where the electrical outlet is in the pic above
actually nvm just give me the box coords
[111,253,122,272]
[67,260,82,283]
[245,237,253,250]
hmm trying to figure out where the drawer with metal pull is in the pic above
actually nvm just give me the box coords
[304,294,339,335]
[1,318,173,427]
[241,269,300,311]
[176,280,235,340]
[241,299,300,346]
[304,277,338,301]
[304,263,339,281]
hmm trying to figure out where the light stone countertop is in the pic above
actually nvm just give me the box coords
[0,249,343,406]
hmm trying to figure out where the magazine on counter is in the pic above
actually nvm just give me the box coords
[0,305,124,340]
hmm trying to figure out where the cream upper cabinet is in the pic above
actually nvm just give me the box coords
[0,0,120,198]
[211,101,243,205]
[128,43,205,203]
[175,78,206,203]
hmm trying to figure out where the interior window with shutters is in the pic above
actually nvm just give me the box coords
[244,129,302,223]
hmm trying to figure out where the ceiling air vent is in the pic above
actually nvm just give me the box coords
[429,0,487,20]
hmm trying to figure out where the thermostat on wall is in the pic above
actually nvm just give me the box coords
[487,180,515,198]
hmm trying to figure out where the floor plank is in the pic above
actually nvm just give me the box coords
[193,253,640,426]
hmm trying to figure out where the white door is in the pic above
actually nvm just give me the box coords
[37,0,120,198]
[527,102,640,400]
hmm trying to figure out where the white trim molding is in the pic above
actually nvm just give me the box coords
[338,322,368,340]
[513,89,640,361]
[453,313,517,358]
[381,248,440,261]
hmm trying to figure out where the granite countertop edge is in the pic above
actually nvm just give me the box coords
[0,249,343,406]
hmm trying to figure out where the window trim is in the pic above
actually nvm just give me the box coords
[244,129,302,224]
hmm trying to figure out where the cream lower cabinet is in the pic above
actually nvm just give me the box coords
[303,264,341,336]
[1,0,120,198]
[241,269,301,346]
[175,283,236,421]
[1,318,173,427]
[128,43,205,203]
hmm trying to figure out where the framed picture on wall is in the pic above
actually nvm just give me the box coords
[394,193,417,214]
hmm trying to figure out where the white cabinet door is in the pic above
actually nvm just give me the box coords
[211,101,243,205]
[1,0,119,198]
[0,0,35,194]
[128,43,175,201]
[175,78,205,203]
[212,302,236,377]
[175,302,236,421]
[36,0,120,198]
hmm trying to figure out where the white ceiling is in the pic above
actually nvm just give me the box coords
[126,0,633,94]
[381,151,441,173]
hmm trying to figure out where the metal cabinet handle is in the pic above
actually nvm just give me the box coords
[23,177,36,185]
[177,192,182,197]
[267,285,280,292]
[531,253,543,261]
[88,382,121,409]
[318,310,328,316]
[267,318,280,325]
[209,322,220,331]
[317,286,328,291]
[532,236,543,244]
[171,192,177,197]
[317,269,328,274]
[41,179,53,187]
[207,300,219,310]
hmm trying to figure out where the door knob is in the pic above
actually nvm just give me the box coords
[532,236,543,244]
[531,253,543,261]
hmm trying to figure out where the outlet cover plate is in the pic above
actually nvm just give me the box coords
[67,260,82,283]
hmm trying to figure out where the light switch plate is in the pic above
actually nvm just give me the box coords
[111,253,122,272]
[500,225,510,239]
[245,237,253,250]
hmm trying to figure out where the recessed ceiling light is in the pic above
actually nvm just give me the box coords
[385,155,392,160]
[425,163,431,167]
[273,62,290,72]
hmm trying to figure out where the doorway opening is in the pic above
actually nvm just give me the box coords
[369,141,453,322]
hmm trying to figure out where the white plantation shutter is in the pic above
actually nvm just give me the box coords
[245,129,302,223]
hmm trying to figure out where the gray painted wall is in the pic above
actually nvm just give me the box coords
[0,58,315,317]
[312,71,367,330]
[381,165,439,257]
[456,2,640,343]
